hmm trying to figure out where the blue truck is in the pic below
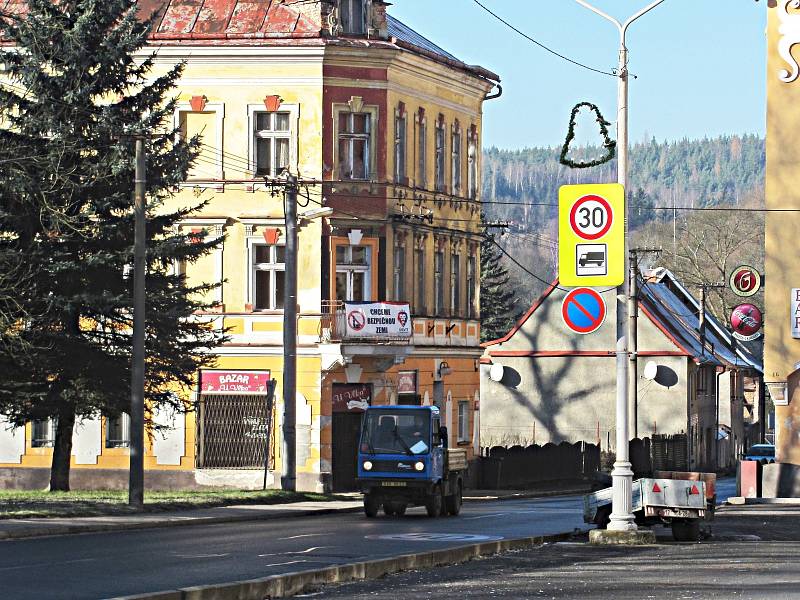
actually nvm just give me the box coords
[357,405,467,518]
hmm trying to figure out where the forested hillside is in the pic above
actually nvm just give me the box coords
[482,135,766,316]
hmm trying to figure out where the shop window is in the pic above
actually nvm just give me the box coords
[336,244,372,301]
[31,419,55,448]
[338,112,371,180]
[251,243,286,310]
[458,401,470,443]
[253,111,291,177]
[105,413,130,449]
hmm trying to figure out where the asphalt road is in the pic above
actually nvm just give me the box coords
[315,504,800,600]
[0,478,738,599]
[0,494,590,600]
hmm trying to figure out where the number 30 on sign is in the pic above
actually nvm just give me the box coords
[558,183,625,287]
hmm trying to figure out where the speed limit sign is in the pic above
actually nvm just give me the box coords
[559,184,625,287]
[569,195,614,240]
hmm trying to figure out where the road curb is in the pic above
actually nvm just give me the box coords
[463,488,591,503]
[108,531,575,600]
[0,506,363,541]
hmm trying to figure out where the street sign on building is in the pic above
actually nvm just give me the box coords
[558,184,625,287]
[561,287,607,335]
[344,301,412,338]
[729,265,762,297]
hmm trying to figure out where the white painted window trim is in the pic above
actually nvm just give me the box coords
[457,400,470,443]
[247,103,300,177]
[246,235,287,311]
[173,101,226,184]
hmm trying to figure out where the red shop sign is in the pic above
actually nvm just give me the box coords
[201,370,271,395]
[332,383,371,413]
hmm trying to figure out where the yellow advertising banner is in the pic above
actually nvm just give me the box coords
[558,183,625,287]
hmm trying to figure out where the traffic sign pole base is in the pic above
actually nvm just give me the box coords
[589,529,656,546]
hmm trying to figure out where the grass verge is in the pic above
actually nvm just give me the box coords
[0,489,351,519]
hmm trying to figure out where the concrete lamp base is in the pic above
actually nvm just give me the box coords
[589,528,656,545]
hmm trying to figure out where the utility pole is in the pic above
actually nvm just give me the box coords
[281,173,298,492]
[627,248,661,440]
[574,0,666,534]
[129,136,146,508]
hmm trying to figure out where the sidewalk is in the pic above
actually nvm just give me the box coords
[0,485,591,541]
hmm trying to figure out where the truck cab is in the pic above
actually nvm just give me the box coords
[357,405,466,518]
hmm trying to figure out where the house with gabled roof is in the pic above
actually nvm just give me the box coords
[480,269,763,472]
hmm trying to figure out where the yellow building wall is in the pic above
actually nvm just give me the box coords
[766,6,800,465]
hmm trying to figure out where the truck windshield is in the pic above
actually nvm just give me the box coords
[361,409,431,455]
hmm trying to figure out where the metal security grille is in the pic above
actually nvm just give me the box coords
[196,394,273,469]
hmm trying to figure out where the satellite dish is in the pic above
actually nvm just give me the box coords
[643,361,658,381]
[489,363,505,382]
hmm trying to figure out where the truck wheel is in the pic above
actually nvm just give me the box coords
[383,503,396,516]
[446,482,463,516]
[394,503,407,516]
[425,489,442,517]
[594,506,611,529]
[671,519,701,542]
[363,494,380,518]
[383,501,406,516]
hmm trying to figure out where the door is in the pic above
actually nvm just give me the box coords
[332,412,363,492]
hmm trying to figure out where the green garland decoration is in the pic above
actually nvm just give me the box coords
[559,102,617,169]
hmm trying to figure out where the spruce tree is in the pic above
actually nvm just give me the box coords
[0,0,224,490]
[480,231,519,342]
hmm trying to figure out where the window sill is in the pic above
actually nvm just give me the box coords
[457,440,471,446]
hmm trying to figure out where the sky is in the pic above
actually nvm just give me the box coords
[388,1,767,150]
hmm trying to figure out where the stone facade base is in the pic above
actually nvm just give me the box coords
[589,528,657,545]
[0,467,329,492]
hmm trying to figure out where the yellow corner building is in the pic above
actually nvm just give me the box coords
[0,0,501,492]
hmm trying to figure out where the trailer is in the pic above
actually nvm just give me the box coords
[584,473,712,541]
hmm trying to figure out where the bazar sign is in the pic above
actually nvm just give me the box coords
[344,302,411,338]
[201,370,271,394]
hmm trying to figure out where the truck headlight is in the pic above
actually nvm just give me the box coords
[414,461,425,471]
[363,461,373,471]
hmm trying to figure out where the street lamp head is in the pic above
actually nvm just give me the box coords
[298,206,333,221]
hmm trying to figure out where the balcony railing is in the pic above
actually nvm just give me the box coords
[321,300,411,343]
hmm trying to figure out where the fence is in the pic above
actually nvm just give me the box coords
[478,434,689,489]
[479,441,600,489]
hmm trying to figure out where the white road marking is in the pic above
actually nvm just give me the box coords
[366,533,503,542]
[264,560,307,567]
[277,533,331,540]
[174,553,230,559]
[0,558,96,572]
[258,546,331,557]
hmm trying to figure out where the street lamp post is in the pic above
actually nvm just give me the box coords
[573,0,666,533]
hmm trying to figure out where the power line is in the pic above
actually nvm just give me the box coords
[471,0,616,78]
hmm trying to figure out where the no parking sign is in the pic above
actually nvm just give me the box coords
[562,288,607,335]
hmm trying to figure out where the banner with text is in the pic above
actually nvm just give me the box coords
[344,301,412,338]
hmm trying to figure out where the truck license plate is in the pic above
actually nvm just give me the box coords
[382,481,406,487]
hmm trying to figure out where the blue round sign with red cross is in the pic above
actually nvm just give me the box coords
[561,287,607,335]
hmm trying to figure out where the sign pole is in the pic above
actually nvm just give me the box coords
[282,174,298,492]
[574,0,666,533]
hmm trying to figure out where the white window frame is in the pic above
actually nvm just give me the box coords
[247,103,299,178]
[336,245,373,302]
[31,418,55,448]
[451,124,462,195]
[173,101,226,184]
[178,219,226,306]
[458,400,470,443]
[467,254,476,319]
[338,112,372,181]
[467,130,478,200]
[434,250,444,316]
[105,412,130,449]
[394,108,407,184]
[435,120,446,192]
[417,116,427,189]
[340,0,368,34]
[247,237,287,311]
[450,253,460,316]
